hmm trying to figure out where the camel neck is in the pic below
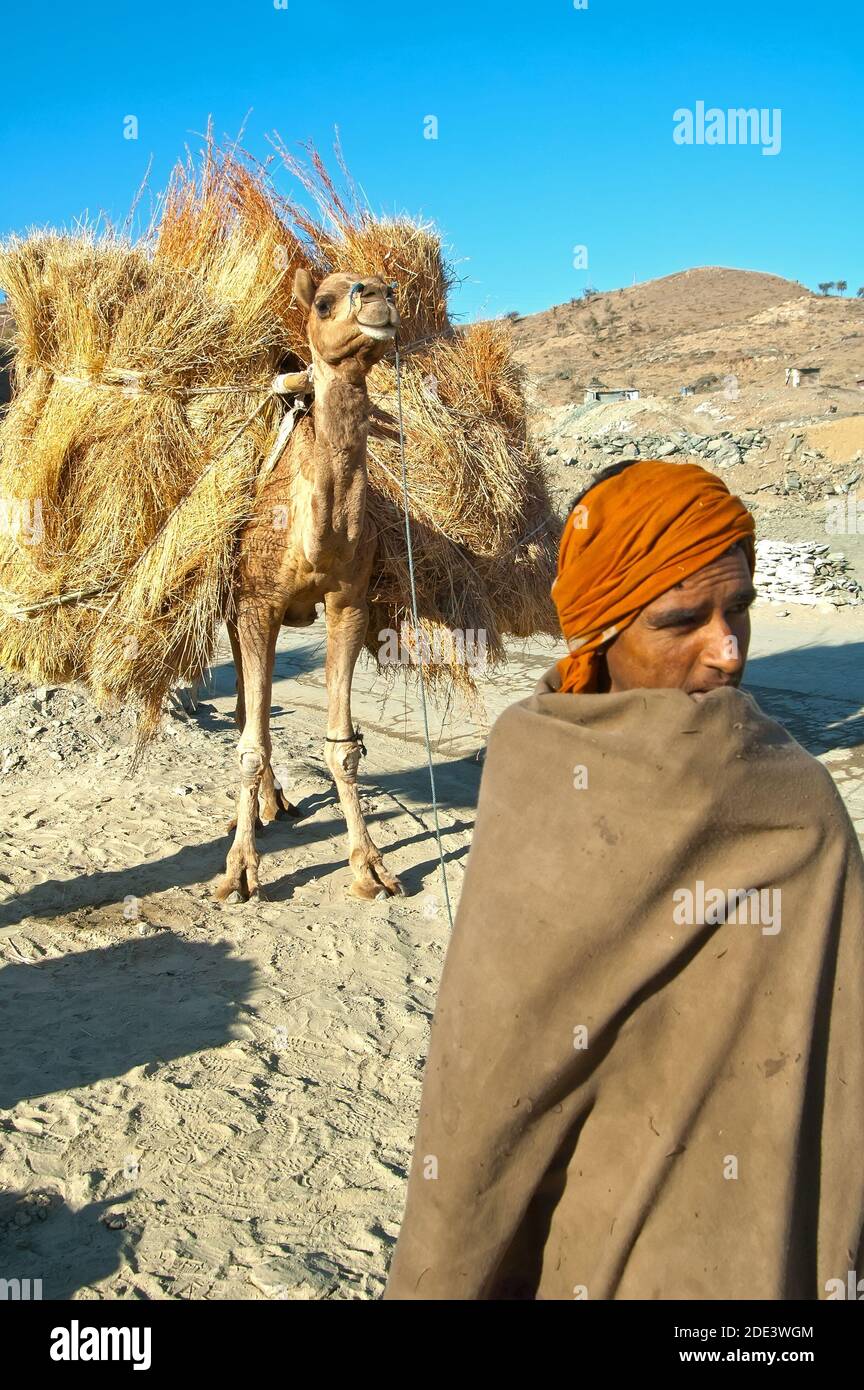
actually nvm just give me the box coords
[301,360,371,567]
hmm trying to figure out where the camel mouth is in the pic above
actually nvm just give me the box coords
[357,322,397,341]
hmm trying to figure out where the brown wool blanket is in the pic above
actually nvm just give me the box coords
[385,665,864,1300]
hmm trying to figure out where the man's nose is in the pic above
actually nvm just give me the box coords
[704,621,744,672]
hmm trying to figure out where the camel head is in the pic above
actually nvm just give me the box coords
[293,269,399,371]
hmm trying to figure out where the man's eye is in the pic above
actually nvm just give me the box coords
[662,616,701,631]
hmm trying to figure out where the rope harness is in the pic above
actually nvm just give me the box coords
[325,730,367,758]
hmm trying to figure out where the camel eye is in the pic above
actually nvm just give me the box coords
[315,297,333,317]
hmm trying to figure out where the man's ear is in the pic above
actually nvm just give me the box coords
[293,268,316,312]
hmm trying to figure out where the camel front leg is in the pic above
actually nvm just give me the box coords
[227,617,298,826]
[324,589,404,901]
[215,608,279,901]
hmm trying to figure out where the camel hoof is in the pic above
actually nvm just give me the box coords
[276,788,302,818]
[213,854,259,903]
[214,878,250,903]
[347,870,404,901]
[377,871,405,898]
[348,881,381,901]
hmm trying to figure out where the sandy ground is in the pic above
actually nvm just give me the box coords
[1,607,863,1300]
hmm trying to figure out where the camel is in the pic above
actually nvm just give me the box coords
[214,267,404,904]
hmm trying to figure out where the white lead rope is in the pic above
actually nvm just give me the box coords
[394,342,456,934]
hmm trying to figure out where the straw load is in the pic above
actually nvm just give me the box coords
[0,141,559,743]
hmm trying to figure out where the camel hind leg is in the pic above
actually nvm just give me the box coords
[215,607,279,901]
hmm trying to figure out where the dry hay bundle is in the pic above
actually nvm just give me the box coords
[0,142,559,739]
[363,321,559,697]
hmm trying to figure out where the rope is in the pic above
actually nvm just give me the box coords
[43,330,440,397]
[394,340,456,935]
[52,372,291,400]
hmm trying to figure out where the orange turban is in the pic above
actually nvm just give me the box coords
[552,460,756,694]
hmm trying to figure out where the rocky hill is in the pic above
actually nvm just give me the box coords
[510,267,864,408]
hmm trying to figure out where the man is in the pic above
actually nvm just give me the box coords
[385,459,864,1300]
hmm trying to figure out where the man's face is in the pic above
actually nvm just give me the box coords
[604,546,756,699]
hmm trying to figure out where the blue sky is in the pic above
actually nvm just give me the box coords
[1,0,861,321]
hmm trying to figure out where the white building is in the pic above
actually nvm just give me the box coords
[583,387,641,404]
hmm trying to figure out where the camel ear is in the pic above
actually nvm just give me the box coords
[293,268,316,312]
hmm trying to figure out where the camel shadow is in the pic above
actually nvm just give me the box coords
[0,1191,132,1300]
[371,754,484,810]
[0,800,333,929]
[0,754,481,927]
[0,935,255,1108]
[263,791,473,902]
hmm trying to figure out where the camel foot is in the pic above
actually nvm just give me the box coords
[214,842,261,902]
[347,853,404,901]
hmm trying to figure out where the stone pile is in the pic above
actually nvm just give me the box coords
[550,427,770,470]
[754,540,863,608]
[761,465,861,502]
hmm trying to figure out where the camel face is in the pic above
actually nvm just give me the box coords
[294,269,399,367]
